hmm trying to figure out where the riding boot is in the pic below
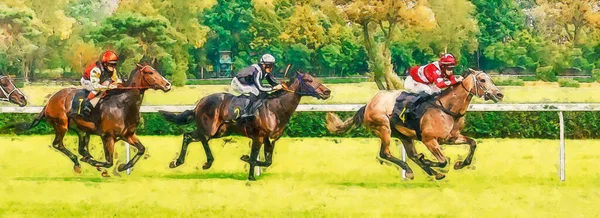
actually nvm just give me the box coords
[405,92,430,118]
[81,97,94,117]
[239,93,264,120]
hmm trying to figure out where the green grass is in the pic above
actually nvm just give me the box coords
[0,135,599,217]
[11,82,600,107]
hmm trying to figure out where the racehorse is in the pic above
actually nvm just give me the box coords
[0,74,27,107]
[326,69,503,180]
[159,72,331,180]
[21,63,171,177]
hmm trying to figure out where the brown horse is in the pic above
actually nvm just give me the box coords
[0,75,27,107]
[159,72,331,180]
[326,69,503,180]
[22,63,171,176]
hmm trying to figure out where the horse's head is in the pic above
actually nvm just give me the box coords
[0,75,27,107]
[287,72,331,100]
[463,68,504,103]
[129,63,172,92]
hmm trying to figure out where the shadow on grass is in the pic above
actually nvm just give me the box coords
[159,172,250,181]
[331,181,442,189]
[13,177,107,183]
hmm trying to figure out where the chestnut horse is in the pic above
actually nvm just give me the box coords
[159,72,331,180]
[0,75,27,107]
[326,69,504,180]
[22,63,171,176]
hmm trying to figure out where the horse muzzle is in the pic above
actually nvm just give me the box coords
[485,91,504,103]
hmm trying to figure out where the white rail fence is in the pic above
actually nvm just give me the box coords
[3,103,599,180]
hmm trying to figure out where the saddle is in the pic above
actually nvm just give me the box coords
[71,89,91,116]
[391,92,435,140]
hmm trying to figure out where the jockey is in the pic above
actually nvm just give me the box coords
[402,53,463,115]
[79,50,123,116]
[230,53,283,119]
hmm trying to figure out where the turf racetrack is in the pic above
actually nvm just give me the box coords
[1,135,599,217]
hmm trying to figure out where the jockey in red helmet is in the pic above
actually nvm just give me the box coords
[402,53,464,115]
[79,50,123,116]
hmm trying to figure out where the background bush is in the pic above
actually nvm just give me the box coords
[2,111,600,139]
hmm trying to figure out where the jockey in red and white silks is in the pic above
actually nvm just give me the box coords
[404,53,463,95]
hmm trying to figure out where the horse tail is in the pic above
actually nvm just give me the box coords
[2,106,46,133]
[26,107,46,130]
[159,109,195,125]
[326,105,366,134]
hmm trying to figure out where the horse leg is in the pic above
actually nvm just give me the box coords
[90,135,116,177]
[400,138,441,178]
[169,130,205,168]
[255,136,274,167]
[452,135,477,170]
[375,126,414,179]
[241,137,263,181]
[51,123,82,173]
[118,134,145,172]
[76,131,97,165]
[421,137,449,180]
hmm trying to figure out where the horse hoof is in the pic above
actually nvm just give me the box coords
[248,176,256,181]
[202,162,212,170]
[240,155,250,163]
[169,161,179,169]
[454,161,463,170]
[101,170,110,177]
[96,167,103,172]
[435,173,446,180]
[73,165,82,174]
[117,164,127,172]
[405,172,415,180]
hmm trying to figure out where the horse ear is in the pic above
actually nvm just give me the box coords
[136,63,143,68]
[151,58,157,68]
[468,68,476,73]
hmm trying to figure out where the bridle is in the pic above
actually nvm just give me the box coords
[461,72,488,98]
[281,74,323,99]
[0,75,23,102]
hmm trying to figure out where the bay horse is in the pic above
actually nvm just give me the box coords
[22,63,171,176]
[159,72,331,180]
[326,69,504,180]
[0,75,27,107]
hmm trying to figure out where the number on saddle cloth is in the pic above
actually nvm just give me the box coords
[72,89,91,115]
[227,95,252,122]
[392,91,425,140]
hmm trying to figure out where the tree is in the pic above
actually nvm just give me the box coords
[533,0,600,45]
[0,4,42,80]
[336,0,436,90]
[470,0,525,69]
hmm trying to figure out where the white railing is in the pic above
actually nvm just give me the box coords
[3,103,594,181]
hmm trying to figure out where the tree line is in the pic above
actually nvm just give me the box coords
[1,0,599,88]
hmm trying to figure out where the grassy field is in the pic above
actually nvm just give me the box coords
[1,135,599,217]
[7,81,600,107]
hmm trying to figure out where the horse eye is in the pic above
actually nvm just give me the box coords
[480,79,485,83]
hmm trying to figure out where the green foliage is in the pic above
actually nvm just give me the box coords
[536,66,557,82]
[592,69,600,82]
[493,77,525,86]
[558,78,580,88]
[3,111,600,139]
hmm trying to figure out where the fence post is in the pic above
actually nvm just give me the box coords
[558,111,565,181]
[126,142,131,175]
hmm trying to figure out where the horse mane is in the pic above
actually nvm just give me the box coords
[125,65,142,87]
[438,70,476,97]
